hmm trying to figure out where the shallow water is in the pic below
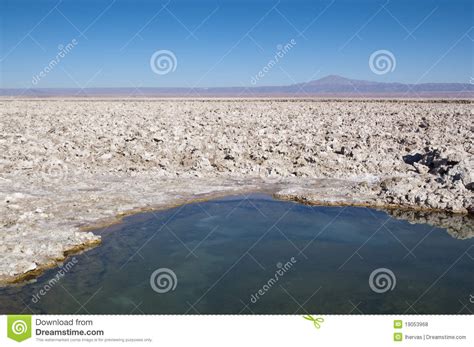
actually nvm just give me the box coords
[1,194,473,314]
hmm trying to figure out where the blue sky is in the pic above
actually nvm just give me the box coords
[0,0,472,88]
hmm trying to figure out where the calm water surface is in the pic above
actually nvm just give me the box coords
[1,194,473,314]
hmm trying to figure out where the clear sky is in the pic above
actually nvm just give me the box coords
[0,0,472,88]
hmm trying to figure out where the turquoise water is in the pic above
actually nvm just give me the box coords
[1,194,473,314]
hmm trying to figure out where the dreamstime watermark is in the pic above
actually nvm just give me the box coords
[32,39,78,85]
[31,257,78,304]
[7,315,32,342]
[150,268,178,293]
[150,50,177,75]
[369,267,396,293]
[250,39,297,85]
[38,158,69,183]
[369,49,396,75]
[250,257,297,304]
[11,319,28,334]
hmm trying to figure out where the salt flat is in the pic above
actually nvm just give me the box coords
[0,98,472,284]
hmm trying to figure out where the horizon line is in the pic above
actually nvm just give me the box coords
[2,75,474,91]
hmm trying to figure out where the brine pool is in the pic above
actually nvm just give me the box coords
[1,194,473,314]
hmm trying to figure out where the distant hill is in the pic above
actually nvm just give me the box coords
[1,75,473,98]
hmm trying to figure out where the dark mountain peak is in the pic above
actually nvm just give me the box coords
[303,75,365,86]
[1,75,472,97]
[315,75,350,83]
[284,75,473,95]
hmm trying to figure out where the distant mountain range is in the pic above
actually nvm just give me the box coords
[1,75,473,98]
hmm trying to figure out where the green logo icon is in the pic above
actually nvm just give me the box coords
[394,320,403,329]
[393,332,403,342]
[303,315,324,329]
[7,315,32,342]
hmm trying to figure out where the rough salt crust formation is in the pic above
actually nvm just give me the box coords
[0,98,473,284]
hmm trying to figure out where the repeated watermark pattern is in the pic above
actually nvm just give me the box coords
[250,39,296,85]
[32,38,78,85]
[38,159,69,183]
[369,267,397,294]
[150,268,178,293]
[1,0,472,319]
[250,257,297,304]
[31,257,78,304]
[369,49,396,75]
[150,50,178,75]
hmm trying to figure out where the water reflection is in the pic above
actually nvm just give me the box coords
[0,194,472,314]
